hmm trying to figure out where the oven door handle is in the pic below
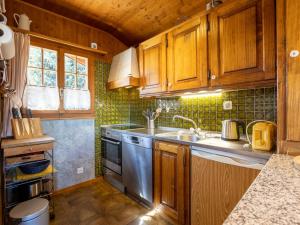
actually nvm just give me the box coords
[101,138,120,145]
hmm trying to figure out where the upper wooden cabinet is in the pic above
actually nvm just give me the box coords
[139,34,167,95]
[167,16,208,91]
[209,0,276,87]
[138,0,276,96]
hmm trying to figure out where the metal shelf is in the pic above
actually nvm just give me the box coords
[1,142,55,224]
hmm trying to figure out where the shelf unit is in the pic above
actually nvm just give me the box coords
[1,136,55,224]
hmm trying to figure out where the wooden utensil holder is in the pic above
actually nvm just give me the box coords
[11,118,43,139]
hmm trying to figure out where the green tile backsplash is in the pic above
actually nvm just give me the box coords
[94,61,277,175]
[129,87,277,131]
[94,61,130,175]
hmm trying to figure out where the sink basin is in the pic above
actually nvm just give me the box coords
[156,130,204,142]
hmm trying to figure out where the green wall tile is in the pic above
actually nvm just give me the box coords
[94,61,277,176]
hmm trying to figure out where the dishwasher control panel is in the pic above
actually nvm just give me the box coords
[122,134,152,148]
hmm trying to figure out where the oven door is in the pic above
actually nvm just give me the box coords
[101,137,122,175]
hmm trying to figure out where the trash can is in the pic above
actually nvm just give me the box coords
[9,198,49,225]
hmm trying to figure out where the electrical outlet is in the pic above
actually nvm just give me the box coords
[223,101,232,110]
[77,167,84,174]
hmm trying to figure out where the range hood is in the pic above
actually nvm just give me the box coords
[107,47,140,89]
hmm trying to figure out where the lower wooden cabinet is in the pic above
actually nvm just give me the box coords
[191,154,259,225]
[154,141,190,225]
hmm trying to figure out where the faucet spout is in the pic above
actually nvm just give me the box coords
[172,115,198,130]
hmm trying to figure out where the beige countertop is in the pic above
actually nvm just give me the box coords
[223,154,300,225]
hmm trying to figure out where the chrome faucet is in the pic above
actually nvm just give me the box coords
[172,115,201,135]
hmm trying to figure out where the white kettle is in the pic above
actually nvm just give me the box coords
[13,13,32,31]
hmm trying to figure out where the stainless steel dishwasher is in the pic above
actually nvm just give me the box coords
[122,134,153,205]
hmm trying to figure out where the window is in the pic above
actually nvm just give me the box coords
[63,53,90,110]
[64,53,88,90]
[24,40,94,118]
[25,46,60,110]
[28,46,57,87]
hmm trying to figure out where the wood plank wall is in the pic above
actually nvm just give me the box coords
[5,0,128,61]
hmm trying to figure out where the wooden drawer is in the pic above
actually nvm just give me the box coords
[155,141,180,153]
[3,142,53,157]
[5,154,45,166]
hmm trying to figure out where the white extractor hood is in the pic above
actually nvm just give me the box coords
[107,47,140,89]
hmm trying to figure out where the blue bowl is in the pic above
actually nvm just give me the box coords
[19,160,50,174]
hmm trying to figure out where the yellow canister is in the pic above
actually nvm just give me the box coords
[252,122,276,151]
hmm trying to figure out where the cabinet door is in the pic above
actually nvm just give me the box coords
[139,34,167,95]
[209,0,275,87]
[286,0,300,141]
[191,155,259,225]
[167,16,208,92]
[154,141,189,225]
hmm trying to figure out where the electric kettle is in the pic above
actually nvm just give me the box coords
[221,119,245,141]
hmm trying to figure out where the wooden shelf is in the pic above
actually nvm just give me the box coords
[11,27,108,55]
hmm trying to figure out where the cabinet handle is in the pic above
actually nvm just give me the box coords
[290,50,299,58]
[211,75,216,80]
[168,83,172,88]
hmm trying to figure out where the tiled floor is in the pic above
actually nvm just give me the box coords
[50,178,176,225]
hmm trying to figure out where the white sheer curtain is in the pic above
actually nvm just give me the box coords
[2,32,30,137]
[24,86,60,110]
[63,88,90,110]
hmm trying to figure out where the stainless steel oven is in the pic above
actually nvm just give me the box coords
[101,137,122,175]
[101,127,124,192]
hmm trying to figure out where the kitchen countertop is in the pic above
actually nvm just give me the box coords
[1,135,55,148]
[124,127,272,160]
[223,154,300,225]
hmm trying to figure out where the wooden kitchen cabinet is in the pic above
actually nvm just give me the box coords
[276,0,300,155]
[209,0,276,87]
[138,0,276,96]
[286,0,300,142]
[139,34,167,95]
[154,141,190,225]
[167,16,208,92]
[191,154,259,225]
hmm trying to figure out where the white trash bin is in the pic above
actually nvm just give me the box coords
[9,198,49,225]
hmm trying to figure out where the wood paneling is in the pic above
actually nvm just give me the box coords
[167,16,208,91]
[19,0,207,45]
[276,0,286,153]
[154,141,190,225]
[161,152,176,209]
[277,0,300,153]
[6,0,127,61]
[191,155,259,225]
[286,0,300,141]
[209,0,276,87]
[139,34,167,95]
[221,7,257,72]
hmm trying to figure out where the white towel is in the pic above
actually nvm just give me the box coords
[0,0,5,13]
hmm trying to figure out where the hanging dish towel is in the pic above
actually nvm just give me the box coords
[0,0,5,13]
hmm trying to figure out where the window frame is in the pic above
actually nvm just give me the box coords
[28,38,95,119]
[27,45,58,88]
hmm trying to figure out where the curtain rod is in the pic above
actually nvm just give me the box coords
[11,27,108,56]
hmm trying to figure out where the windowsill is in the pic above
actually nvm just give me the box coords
[32,111,95,120]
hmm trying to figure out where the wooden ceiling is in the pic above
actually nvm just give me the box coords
[20,0,206,46]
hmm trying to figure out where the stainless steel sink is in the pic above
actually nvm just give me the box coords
[155,131,205,142]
